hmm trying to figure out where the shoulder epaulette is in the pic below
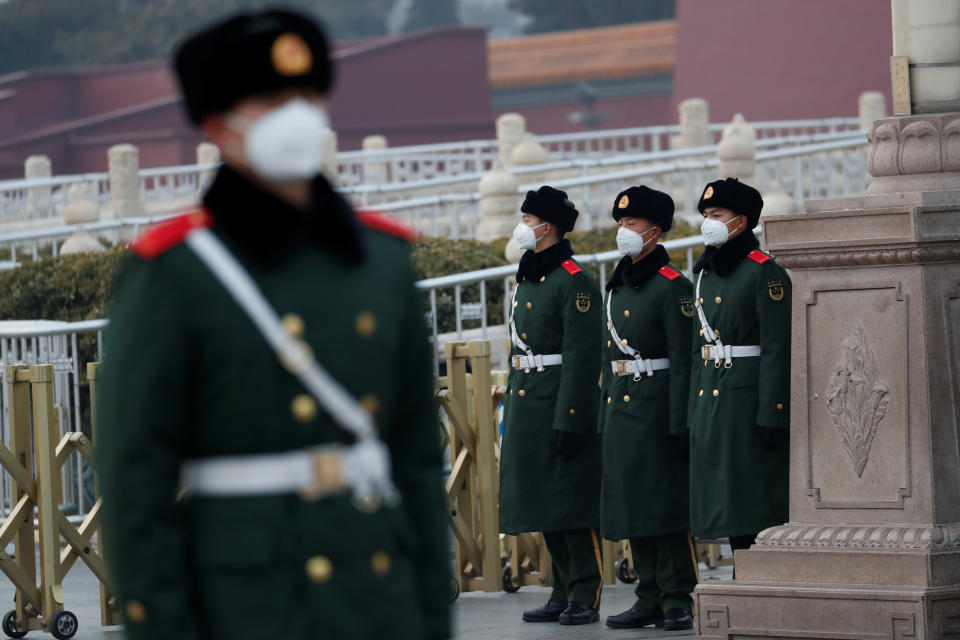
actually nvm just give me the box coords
[561,259,582,276]
[356,210,420,242]
[130,209,212,260]
[747,249,772,264]
[658,265,682,281]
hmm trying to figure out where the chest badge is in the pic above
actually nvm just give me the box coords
[575,292,591,313]
[768,279,784,302]
[679,297,694,318]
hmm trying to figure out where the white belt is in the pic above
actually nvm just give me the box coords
[179,441,391,509]
[611,358,670,379]
[701,344,761,368]
[512,353,562,372]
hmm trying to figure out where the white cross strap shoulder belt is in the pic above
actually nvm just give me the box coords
[182,227,397,508]
[509,286,561,372]
[694,271,761,369]
[605,290,669,380]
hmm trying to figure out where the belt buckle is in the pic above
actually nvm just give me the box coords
[512,355,523,370]
[299,450,344,502]
[615,360,627,375]
[702,345,712,361]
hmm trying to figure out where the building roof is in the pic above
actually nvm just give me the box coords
[488,20,676,90]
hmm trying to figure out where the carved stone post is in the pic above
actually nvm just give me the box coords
[321,128,339,187]
[671,98,710,149]
[61,183,104,255]
[24,155,52,219]
[717,114,756,180]
[694,5,960,638]
[104,144,144,219]
[497,113,526,169]
[859,91,887,132]
[475,168,519,243]
[195,142,220,196]
[361,135,389,185]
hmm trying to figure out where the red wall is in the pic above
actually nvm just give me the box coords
[673,0,893,123]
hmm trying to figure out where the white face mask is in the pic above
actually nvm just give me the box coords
[228,98,330,182]
[616,226,657,257]
[513,222,547,251]
[701,216,741,248]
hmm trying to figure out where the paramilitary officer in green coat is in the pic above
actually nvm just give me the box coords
[96,10,450,640]
[688,178,791,560]
[599,186,698,631]
[499,187,604,626]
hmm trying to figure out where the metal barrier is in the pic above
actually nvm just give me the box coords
[0,363,118,639]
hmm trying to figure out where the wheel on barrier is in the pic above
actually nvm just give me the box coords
[49,611,77,640]
[2,610,27,639]
[615,557,637,584]
[449,576,460,602]
[501,562,520,593]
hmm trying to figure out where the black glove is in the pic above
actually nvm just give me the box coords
[668,434,690,461]
[555,430,587,460]
[758,426,788,451]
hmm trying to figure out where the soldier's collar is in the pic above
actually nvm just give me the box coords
[202,165,365,266]
[605,245,669,291]
[516,239,574,282]
[692,230,759,276]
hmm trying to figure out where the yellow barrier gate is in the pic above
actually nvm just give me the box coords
[0,364,119,640]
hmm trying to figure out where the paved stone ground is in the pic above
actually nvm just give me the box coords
[0,555,732,639]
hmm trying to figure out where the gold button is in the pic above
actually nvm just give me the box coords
[125,600,147,624]
[623,395,631,403]
[282,313,305,338]
[699,329,704,336]
[621,338,628,346]
[703,361,709,367]
[526,302,533,309]
[306,555,333,582]
[715,330,720,336]
[715,296,722,304]
[713,389,719,397]
[539,276,546,282]
[606,396,611,404]
[569,408,576,416]
[521,332,528,339]
[509,389,513,395]
[291,394,318,422]
[513,300,518,308]
[607,340,612,347]
[371,551,391,576]
[624,310,630,318]
[361,394,380,415]
[355,312,377,338]
[776,403,784,410]
[698,389,703,397]
[699,297,704,304]
[518,389,526,397]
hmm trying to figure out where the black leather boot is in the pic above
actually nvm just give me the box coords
[521,601,566,622]
[605,608,664,629]
[558,601,599,625]
[663,608,694,631]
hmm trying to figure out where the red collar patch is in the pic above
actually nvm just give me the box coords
[130,208,212,259]
[658,265,682,280]
[747,249,772,264]
[561,259,582,276]
[356,210,420,242]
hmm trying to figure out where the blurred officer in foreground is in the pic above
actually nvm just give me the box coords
[499,187,604,625]
[599,187,697,630]
[97,9,449,640]
[688,178,791,566]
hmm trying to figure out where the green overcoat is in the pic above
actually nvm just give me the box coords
[598,248,694,541]
[97,167,450,640]
[687,233,791,540]
[499,241,603,534]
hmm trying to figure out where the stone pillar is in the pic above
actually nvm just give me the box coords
[361,135,389,185]
[509,135,548,167]
[321,128,339,187]
[24,155,52,218]
[60,182,104,255]
[671,98,710,149]
[196,142,220,196]
[891,0,960,114]
[717,113,756,180]
[859,91,887,131]
[474,168,519,244]
[694,9,960,638]
[104,144,144,219]
[497,113,526,168]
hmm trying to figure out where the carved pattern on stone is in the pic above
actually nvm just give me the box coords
[868,114,960,177]
[824,320,890,477]
[756,523,960,549]
[776,245,960,269]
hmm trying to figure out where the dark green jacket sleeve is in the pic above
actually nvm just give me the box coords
[386,255,451,639]
[96,256,201,640]
[755,262,792,429]
[665,277,694,435]
[553,272,602,434]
